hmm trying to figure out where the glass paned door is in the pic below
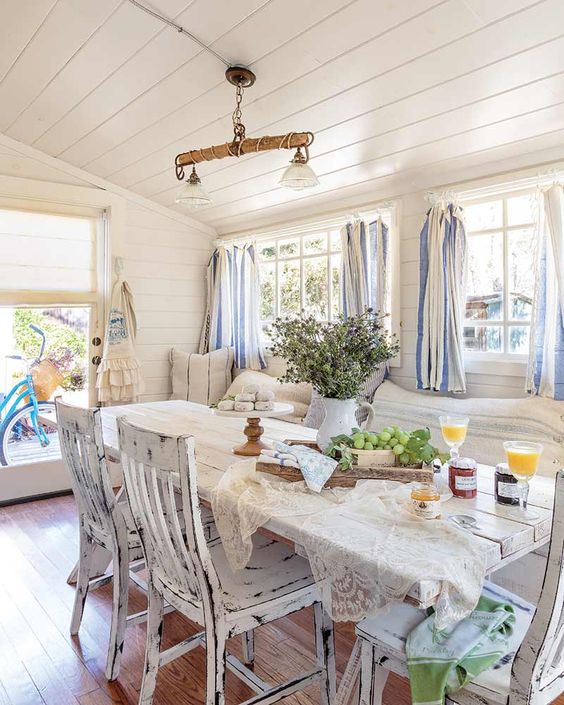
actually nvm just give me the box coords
[0,306,94,469]
[0,303,101,504]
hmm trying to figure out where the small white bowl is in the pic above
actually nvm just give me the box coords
[350,448,396,467]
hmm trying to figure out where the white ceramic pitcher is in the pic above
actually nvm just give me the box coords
[316,397,375,451]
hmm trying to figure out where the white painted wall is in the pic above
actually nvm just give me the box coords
[122,203,210,401]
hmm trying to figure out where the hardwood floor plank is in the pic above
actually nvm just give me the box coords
[0,620,46,705]
[0,494,561,705]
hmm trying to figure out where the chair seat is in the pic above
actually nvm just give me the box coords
[356,581,535,703]
[211,534,317,614]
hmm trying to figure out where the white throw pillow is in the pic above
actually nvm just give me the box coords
[169,347,234,406]
[368,380,564,477]
[225,370,311,424]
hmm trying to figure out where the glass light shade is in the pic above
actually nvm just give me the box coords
[279,160,319,190]
[175,176,212,208]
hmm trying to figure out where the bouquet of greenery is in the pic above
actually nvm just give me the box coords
[268,308,399,400]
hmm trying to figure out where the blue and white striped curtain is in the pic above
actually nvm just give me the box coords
[416,202,467,393]
[199,243,266,370]
[341,217,389,317]
[526,184,564,400]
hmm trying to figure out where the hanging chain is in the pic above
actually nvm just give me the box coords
[232,80,246,142]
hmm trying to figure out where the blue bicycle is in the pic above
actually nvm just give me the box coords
[0,324,59,466]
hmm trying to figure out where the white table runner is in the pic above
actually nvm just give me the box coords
[212,459,487,629]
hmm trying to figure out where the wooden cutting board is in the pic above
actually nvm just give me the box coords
[256,439,434,487]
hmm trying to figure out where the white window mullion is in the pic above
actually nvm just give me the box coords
[502,197,509,354]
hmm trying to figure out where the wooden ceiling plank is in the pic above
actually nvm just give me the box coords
[181,103,564,223]
[37,0,345,164]
[0,0,123,132]
[206,130,564,234]
[30,0,272,158]
[0,0,58,83]
[137,26,564,199]
[96,0,552,190]
[74,0,444,179]
[7,0,197,145]
[142,43,564,200]
[184,75,564,203]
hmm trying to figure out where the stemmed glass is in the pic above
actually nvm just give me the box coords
[503,441,543,519]
[439,415,469,460]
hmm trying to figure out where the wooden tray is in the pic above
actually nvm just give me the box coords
[256,439,434,487]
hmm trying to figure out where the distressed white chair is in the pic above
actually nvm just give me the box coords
[354,469,564,705]
[117,417,336,705]
[56,399,146,681]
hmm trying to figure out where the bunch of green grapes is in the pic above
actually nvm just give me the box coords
[348,426,411,464]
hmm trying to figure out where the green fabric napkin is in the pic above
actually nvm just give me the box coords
[406,595,515,705]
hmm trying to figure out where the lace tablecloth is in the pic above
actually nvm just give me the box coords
[211,460,487,629]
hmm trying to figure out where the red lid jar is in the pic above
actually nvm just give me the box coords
[448,457,477,498]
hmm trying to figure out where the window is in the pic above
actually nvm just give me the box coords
[257,229,344,329]
[462,191,536,359]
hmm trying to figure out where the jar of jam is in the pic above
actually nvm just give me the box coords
[410,483,441,519]
[494,462,519,506]
[448,457,477,498]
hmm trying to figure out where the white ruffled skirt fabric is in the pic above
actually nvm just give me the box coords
[96,356,143,402]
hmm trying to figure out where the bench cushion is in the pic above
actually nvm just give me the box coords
[368,381,564,477]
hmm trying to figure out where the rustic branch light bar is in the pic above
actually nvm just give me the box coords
[175,132,314,170]
[174,66,319,209]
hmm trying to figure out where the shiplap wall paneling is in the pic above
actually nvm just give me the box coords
[124,204,211,402]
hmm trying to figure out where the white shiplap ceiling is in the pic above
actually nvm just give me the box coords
[2,0,564,234]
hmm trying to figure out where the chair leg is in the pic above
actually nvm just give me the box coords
[314,602,336,705]
[105,545,130,681]
[359,642,388,705]
[70,528,94,635]
[206,623,227,705]
[241,630,255,667]
[139,580,165,705]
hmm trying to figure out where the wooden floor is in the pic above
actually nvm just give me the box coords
[0,496,561,705]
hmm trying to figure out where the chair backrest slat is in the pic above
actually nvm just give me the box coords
[118,418,221,608]
[512,469,564,705]
[56,400,121,543]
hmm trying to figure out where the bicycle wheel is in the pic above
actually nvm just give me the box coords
[0,401,58,467]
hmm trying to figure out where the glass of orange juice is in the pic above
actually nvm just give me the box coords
[439,415,469,460]
[503,441,543,519]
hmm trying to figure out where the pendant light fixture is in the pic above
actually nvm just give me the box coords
[279,146,320,190]
[174,66,318,208]
[175,166,213,208]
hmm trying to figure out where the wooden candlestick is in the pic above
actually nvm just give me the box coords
[233,417,269,456]
[212,403,294,456]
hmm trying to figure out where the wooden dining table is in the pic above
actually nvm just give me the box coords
[44,399,555,603]
[43,399,555,703]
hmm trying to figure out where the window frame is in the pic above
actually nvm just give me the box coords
[461,187,536,372]
[257,226,344,326]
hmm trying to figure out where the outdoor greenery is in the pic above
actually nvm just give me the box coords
[268,308,399,399]
[13,309,87,391]
[259,234,341,322]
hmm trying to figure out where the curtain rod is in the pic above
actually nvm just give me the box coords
[214,201,396,247]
